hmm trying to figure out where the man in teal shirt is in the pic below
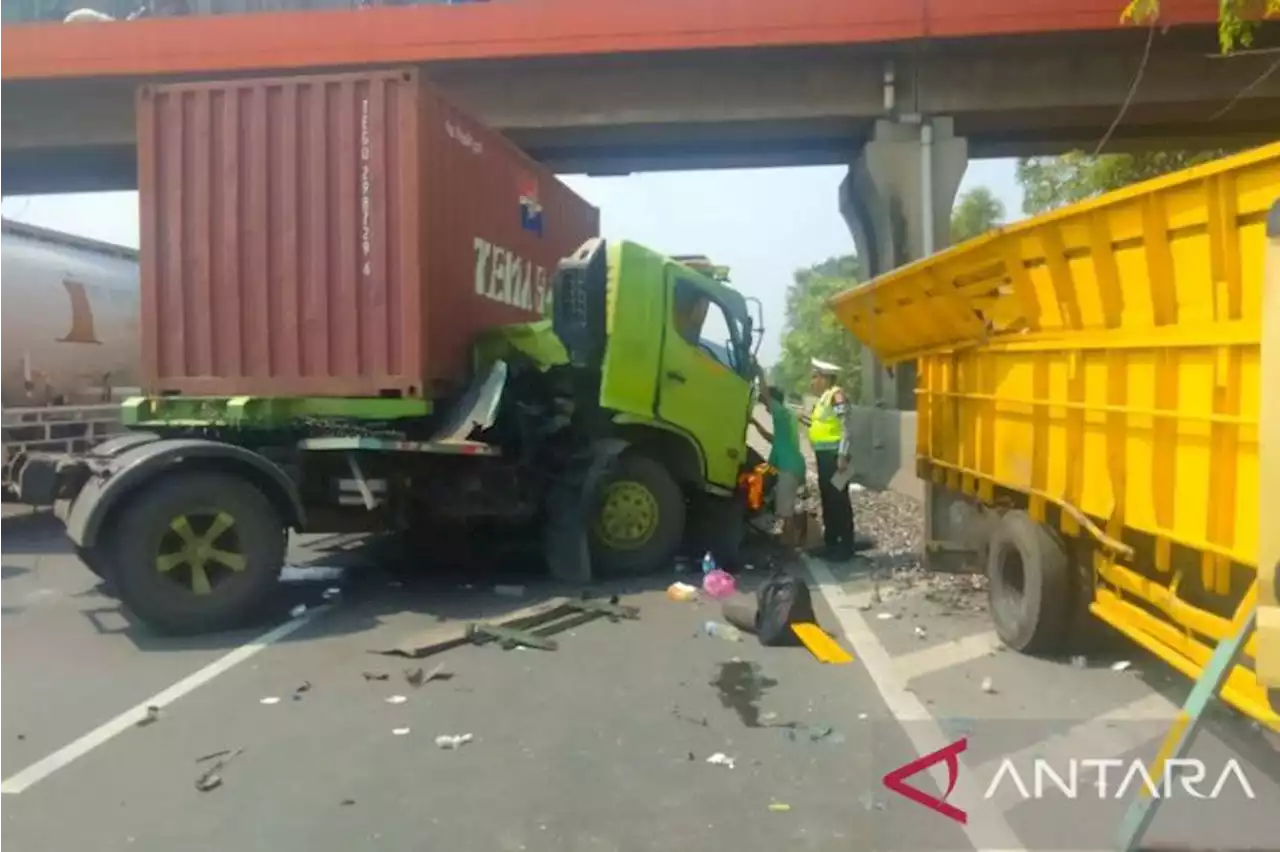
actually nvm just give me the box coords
[753,373,806,549]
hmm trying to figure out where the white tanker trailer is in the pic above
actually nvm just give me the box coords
[2,219,140,493]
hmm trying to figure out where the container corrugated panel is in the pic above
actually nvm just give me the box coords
[137,68,599,399]
[829,142,1280,729]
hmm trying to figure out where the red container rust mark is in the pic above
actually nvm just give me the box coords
[137,67,599,399]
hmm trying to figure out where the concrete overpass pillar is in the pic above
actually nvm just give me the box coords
[836,116,967,498]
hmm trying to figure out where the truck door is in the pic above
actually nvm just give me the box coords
[658,272,753,489]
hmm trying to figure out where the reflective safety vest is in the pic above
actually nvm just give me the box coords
[808,387,844,448]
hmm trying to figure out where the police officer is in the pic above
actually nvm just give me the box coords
[806,358,856,561]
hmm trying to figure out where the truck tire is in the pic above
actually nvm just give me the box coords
[75,544,115,585]
[106,471,286,635]
[987,510,1071,654]
[589,453,685,577]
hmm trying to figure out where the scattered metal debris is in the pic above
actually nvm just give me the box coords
[706,752,736,769]
[136,705,161,727]
[876,612,897,621]
[404,668,425,687]
[434,733,473,750]
[259,697,281,705]
[385,695,408,705]
[362,671,390,681]
[194,748,244,793]
[293,681,312,700]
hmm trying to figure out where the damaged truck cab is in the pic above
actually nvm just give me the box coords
[14,238,760,634]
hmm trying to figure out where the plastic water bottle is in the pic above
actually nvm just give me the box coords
[703,620,743,642]
[701,551,716,575]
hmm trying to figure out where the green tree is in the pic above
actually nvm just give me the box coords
[1015,150,1228,215]
[1122,0,1278,53]
[770,255,863,401]
[950,187,1005,243]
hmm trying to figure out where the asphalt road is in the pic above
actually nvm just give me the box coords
[3,508,1279,852]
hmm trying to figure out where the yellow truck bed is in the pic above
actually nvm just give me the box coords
[830,142,1280,729]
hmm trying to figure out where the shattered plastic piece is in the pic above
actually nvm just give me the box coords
[404,668,425,687]
[295,681,312,694]
[392,727,411,736]
[857,713,869,720]
[322,587,342,600]
[666,581,699,602]
[290,604,308,618]
[807,725,835,742]
[281,565,345,583]
[1071,655,1088,668]
[980,677,996,694]
[768,802,792,812]
[706,752,736,769]
[196,749,232,764]
[259,697,281,705]
[494,584,525,598]
[362,671,390,681]
[913,626,927,639]
[137,705,161,727]
[876,612,896,620]
[1111,660,1132,672]
[434,733,474,749]
[385,695,408,705]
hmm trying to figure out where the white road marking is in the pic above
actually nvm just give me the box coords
[975,693,1179,813]
[806,558,1025,852]
[1,605,331,795]
[895,630,1003,682]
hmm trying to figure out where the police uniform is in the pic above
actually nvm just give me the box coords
[808,358,855,559]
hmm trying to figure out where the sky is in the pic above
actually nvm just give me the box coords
[0,157,1023,366]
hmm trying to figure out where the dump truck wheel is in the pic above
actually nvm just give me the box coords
[987,510,1071,654]
[589,453,685,577]
[75,544,115,586]
[107,472,286,635]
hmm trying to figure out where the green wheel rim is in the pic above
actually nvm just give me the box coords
[154,510,247,595]
[595,480,660,550]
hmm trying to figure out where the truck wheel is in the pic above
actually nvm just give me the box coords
[107,472,286,635]
[589,453,685,577]
[987,510,1071,654]
[74,544,115,584]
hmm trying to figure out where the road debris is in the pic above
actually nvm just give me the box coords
[494,584,525,598]
[322,587,342,600]
[289,604,308,618]
[1071,655,1088,668]
[434,733,474,750]
[136,705,161,727]
[702,569,737,600]
[281,565,345,583]
[914,626,928,639]
[194,748,244,793]
[362,671,390,681]
[876,612,897,620]
[667,581,699,602]
[385,695,408,705]
[980,676,997,694]
[768,802,792,812]
[1111,660,1133,672]
[259,697,281,705]
[703,621,744,642]
[392,727,411,736]
[293,681,312,700]
[195,749,233,763]
[706,752,736,769]
[376,596,639,659]
[341,798,356,806]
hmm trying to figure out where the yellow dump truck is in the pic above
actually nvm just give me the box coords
[830,143,1280,730]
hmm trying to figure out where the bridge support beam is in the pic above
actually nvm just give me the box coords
[837,116,967,500]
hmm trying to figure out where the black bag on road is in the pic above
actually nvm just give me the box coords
[754,571,817,646]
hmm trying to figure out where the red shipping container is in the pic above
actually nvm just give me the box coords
[137,67,599,399]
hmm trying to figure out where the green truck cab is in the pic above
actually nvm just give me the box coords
[12,239,761,634]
